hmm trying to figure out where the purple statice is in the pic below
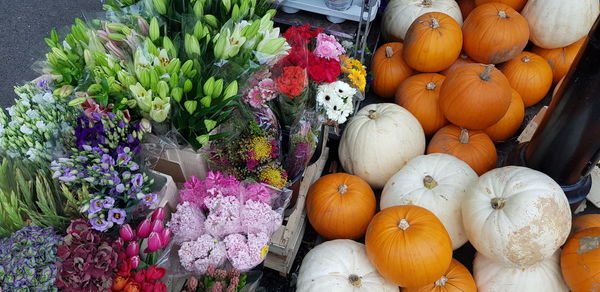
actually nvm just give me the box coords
[223,232,269,271]
[240,199,282,235]
[169,201,206,244]
[0,226,62,291]
[178,234,227,274]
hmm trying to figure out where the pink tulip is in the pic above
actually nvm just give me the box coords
[136,219,152,238]
[151,207,165,221]
[128,256,141,269]
[151,220,164,233]
[119,224,135,241]
[126,242,139,258]
[159,229,171,247]
[146,232,163,253]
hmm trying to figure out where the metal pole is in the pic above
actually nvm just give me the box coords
[508,15,600,210]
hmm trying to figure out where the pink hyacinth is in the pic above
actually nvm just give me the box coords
[241,200,282,235]
[243,183,272,204]
[169,201,206,244]
[178,234,227,273]
[223,232,269,271]
[204,195,242,238]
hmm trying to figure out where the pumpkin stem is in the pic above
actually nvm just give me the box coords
[459,129,469,144]
[398,219,410,230]
[430,17,441,29]
[421,0,432,7]
[498,10,508,18]
[385,46,394,58]
[522,55,531,63]
[491,197,506,210]
[368,110,380,120]
[426,82,437,90]
[434,276,449,287]
[479,65,494,82]
[338,184,348,195]
[348,274,362,288]
[423,175,438,189]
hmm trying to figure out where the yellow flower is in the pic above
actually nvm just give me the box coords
[258,165,287,189]
[341,55,366,76]
[247,137,272,161]
[348,69,366,92]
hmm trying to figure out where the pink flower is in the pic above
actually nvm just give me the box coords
[245,87,265,108]
[126,242,139,257]
[243,183,272,204]
[119,224,135,241]
[151,207,165,221]
[314,33,345,61]
[178,234,227,273]
[136,219,152,239]
[169,201,205,244]
[258,78,277,102]
[223,233,269,270]
[241,200,282,235]
[204,195,242,238]
[246,158,259,170]
[146,232,163,252]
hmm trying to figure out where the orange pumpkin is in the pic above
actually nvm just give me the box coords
[403,259,477,292]
[457,0,477,18]
[403,12,463,72]
[462,3,529,64]
[571,214,600,235]
[306,173,376,240]
[427,125,497,175]
[395,73,448,136]
[532,37,586,85]
[440,54,475,76]
[372,43,415,98]
[365,205,453,288]
[439,63,512,130]
[561,227,600,292]
[475,0,527,11]
[501,52,553,107]
[484,89,525,142]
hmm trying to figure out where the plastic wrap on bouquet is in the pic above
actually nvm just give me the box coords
[283,110,324,179]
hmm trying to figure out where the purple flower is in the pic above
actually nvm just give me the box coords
[143,193,158,206]
[88,199,104,214]
[36,79,50,89]
[108,208,126,225]
[118,119,126,129]
[115,183,125,193]
[102,197,115,208]
[131,173,144,189]
[101,154,115,169]
[130,162,139,171]
[116,152,131,165]
[90,217,111,232]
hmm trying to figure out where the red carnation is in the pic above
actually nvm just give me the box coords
[276,66,307,99]
[308,56,341,83]
[284,24,324,47]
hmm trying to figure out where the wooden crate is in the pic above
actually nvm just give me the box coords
[265,143,330,275]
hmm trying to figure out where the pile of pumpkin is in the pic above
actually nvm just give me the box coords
[294,0,600,291]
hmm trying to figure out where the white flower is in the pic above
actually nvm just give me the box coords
[7,107,16,117]
[20,124,33,135]
[36,120,47,131]
[331,81,357,99]
[26,109,40,120]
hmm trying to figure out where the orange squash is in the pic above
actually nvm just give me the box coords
[395,73,448,136]
[462,3,529,64]
[457,0,477,18]
[403,12,463,72]
[561,227,600,292]
[371,43,415,98]
[427,125,497,175]
[501,51,553,107]
[475,0,527,11]
[439,63,512,130]
[571,214,600,235]
[365,205,453,288]
[440,54,475,76]
[532,37,586,85]
[484,89,525,142]
[306,173,376,240]
[403,259,477,292]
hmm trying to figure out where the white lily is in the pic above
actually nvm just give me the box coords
[129,83,153,113]
[149,96,171,123]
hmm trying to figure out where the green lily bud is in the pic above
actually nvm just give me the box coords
[166,58,180,74]
[223,80,238,100]
[110,82,122,93]
[169,73,179,88]
[106,22,125,32]
[68,97,87,106]
[204,119,217,132]
[171,87,183,102]
[149,70,159,91]
[127,99,138,108]
[187,69,198,79]
[51,29,59,44]
[87,84,103,94]
[196,134,209,146]
[193,21,204,39]
[163,36,177,58]
[258,38,287,55]
[266,9,277,18]
[222,0,231,12]
[158,81,169,99]
[184,34,201,57]
[184,100,197,114]
[181,60,194,75]
[203,77,215,97]
[51,47,69,62]
[183,79,193,93]
[240,0,249,17]
[139,69,151,88]
[149,17,160,42]
[212,79,223,98]
[193,1,204,17]
[213,35,226,59]
[84,49,94,67]
[200,95,211,108]
[152,0,167,14]
[244,21,260,38]
[147,38,159,57]
[204,14,218,29]
[231,4,240,19]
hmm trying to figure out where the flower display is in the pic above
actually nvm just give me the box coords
[169,201,206,244]
[178,234,227,274]
[182,266,248,292]
[316,81,357,124]
[0,226,63,291]
[55,219,121,291]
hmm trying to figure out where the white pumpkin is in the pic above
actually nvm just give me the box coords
[474,251,569,292]
[522,0,599,49]
[462,166,572,268]
[382,0,463,41]
[380,153,477,249]
[297,239,399,292]
[339,103,426,189]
